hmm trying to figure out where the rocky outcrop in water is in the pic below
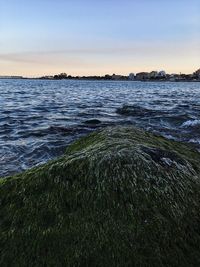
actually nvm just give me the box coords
[1,126,200,266]
[116,105,157,116]
[83,119,101,124]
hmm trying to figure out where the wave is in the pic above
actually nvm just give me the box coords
[189,138,200,145]
[181,119,200,127]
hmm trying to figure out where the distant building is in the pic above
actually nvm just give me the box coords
[112,74,122,80]
[169,74,176,81]
[129,73,135,80]
[135,72,150,80]
[149,71,158,78]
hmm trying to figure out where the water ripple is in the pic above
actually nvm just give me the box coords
[0,79,200,177]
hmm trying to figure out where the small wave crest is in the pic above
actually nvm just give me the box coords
[189,138,200,145]
[181,119,200,128]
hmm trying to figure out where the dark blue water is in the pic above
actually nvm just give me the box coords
[0,79,200,177]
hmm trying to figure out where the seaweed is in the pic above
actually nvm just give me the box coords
[1,126,200,267]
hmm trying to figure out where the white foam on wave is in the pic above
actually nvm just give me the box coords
[181,119,200,127]
[189,138,200,145]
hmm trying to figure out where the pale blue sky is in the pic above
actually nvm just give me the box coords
[0,0,199,76]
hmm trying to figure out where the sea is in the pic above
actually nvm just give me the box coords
[0,79,200,177]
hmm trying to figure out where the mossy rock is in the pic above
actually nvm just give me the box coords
[1,126,200,267]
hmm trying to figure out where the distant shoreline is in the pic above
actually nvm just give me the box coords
[0,77,200,82]
[1,68,200,82]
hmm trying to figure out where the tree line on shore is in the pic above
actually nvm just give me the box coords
[40,68,200,81]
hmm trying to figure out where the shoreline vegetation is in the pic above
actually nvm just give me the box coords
[0,68,200,82]
[1,126,200,266]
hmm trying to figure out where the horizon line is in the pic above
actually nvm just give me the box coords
[0,68,199,79]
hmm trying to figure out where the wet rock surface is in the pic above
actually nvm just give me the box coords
[1,126,200,266]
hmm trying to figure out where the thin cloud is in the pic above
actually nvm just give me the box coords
[0,48,132,65]
[0,44,163,63]
[0,40,199,75]
[0,39,199,65]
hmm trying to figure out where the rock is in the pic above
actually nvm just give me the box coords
[116,105,152,116]
[83,119,101,124]
[116,105,162,117]
[1,126,200,266]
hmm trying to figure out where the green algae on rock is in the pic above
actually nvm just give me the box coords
[1,126,200,267]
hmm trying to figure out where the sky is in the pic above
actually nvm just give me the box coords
[0,0,199,77]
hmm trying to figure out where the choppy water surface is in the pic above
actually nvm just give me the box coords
[0,79,200,177]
